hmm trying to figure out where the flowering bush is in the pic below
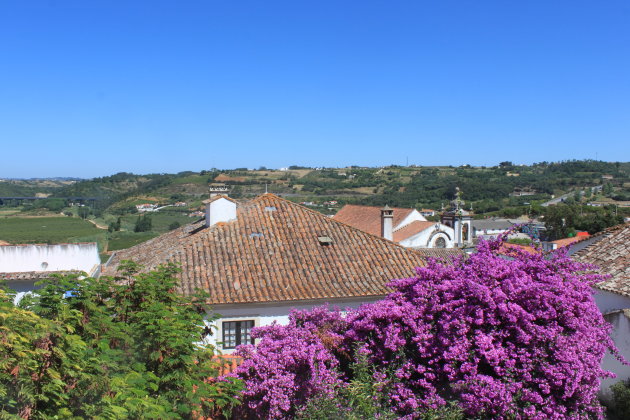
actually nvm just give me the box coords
[233,237,619,419]
[232,306,345,419]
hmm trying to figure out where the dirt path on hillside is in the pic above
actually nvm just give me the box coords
[87,219,108,230]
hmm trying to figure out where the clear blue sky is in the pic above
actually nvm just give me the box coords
[1,1,629,178]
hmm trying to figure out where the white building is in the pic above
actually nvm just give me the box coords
[102,194,454,353]
[0,242,101,301]
[573,223,630,401]
[333,204,455,248]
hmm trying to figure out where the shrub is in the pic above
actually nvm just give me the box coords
[233,237,618,419]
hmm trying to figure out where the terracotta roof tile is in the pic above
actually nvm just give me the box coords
[333,205,414,237]
[0,270,81,281]
[103,194,429,304]
[552,235,589,248]
[573,223,630,297]
[410,247,466,261]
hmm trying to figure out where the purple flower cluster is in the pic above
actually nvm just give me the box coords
[232,306,345,419]
[232,237,619,419]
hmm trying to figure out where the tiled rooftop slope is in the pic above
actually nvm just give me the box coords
[103,194,431,304]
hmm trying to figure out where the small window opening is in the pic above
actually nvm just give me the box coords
[222,320,255,349]
[318,236,333,246]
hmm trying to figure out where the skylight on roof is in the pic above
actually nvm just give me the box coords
[250,232,264,238]
[265,206,277,212]
[317,236,333,246]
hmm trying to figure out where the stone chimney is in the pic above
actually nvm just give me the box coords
[203,196,237,227]
[209,184,230,198]
[381,205,394,241]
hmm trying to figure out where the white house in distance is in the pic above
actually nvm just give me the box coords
[333,204,455,248]
[572,223,630,401]
[0,243,101,301]
[102,193,457,353]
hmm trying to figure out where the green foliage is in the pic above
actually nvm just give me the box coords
[507,238,534,245]
[168,221,181,230]
[607,379,630,420]
[543,204,623,240]
[134,215,153,232]
[1,264,242,419]
[296,348,464,420]
[107,232,159,251]
[108,217,122,233]
[32,198,67,212]
[78,206,91,219]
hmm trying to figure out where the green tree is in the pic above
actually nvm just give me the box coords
[134,215,152,232]
[2,265,242,419]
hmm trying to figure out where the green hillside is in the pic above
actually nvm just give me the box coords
[1,160,628,250]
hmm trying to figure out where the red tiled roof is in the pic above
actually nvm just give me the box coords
[393,221,436,242]
[0,270,80,281]
[103,194,428,304]
[499,242,538,255]
[552,235,589,248]
[574,223,630,297]
[333,205,414,237]
[411,247,466,261]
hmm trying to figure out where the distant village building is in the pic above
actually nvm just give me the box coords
[334,204,455,249]
[419,209,436,217]
[509,188,537,197]
[103,193,454,353]
[136,203,158,212]
[588,201,630,208]
[0,243,100,302]
[472,218,514,239]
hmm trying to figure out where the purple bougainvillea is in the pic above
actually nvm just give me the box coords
[232,237,620,419]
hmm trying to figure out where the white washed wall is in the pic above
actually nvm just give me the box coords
[396,209,427,228]
[205,296,383,353]
[399,224,455,248]
[206,197,237,227]
[0,243,100,274]
[594,289,630,401]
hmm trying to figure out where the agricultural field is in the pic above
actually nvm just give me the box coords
[0,216,103,244]
[107,231,159,251]
[118,212,193,233]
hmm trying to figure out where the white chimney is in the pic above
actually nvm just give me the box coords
[381,205,394,241]
[203,196,237,227]
[209,185,230,198]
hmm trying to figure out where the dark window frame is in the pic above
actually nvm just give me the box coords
[222,320,255,349]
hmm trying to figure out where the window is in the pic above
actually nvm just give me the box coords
[435,237,447,248]
[222,320,255,349]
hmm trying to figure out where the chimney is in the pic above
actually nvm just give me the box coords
[204,196,237,227]
[381,205,394,241]
[209,184,230,198]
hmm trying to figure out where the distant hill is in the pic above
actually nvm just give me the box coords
[39,160,630,213]
[0,160,627,217]
[0,178,79,197]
